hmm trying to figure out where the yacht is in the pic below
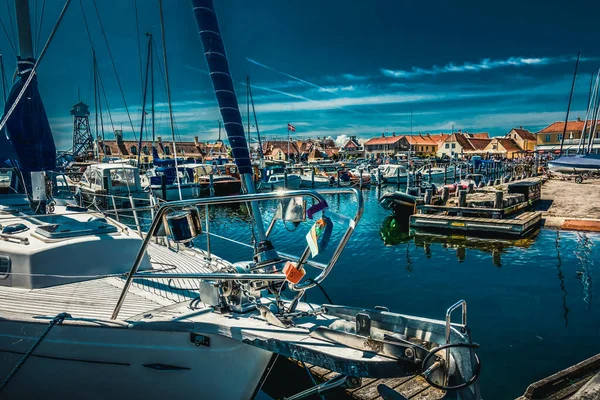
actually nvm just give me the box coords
[78,163,149,209]
[0,1,482,399]
[379,164,411,183]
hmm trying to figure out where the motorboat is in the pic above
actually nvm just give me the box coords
[0,2,482,399]
[379,164,411,184]
[256,172,302,191]
[298,173,332,188]
[179,163,242,197]
[77,163,149,209]
[141,166,201,201]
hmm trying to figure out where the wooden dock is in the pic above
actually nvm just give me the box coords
[410,211,541,237]
[517,353,600,399]
[290,360,445,399]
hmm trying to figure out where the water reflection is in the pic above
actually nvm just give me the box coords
[575,232,594,311]
[555,230,569,327]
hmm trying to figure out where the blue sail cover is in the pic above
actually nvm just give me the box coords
[549,153,600,171]
[191,0,252,175]
[3,58,56,171]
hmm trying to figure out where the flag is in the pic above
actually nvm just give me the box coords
[288,123,296,132]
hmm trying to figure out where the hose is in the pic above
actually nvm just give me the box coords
[420,342,481,391]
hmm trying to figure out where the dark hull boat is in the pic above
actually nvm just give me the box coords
[380,192,417,222]
[198,176,242,196]
[548,154,600,173]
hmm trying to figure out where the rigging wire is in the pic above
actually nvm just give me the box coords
[35,0,46,54]
[97,69,116,136]
[0,0,72,134]
[4,0,17,51]
[0,15,17,56]
[158,0,182,200]
[91,0,138,142]
[133,0,143,93]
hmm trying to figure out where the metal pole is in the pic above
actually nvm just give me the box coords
[559,52,580,155]
[15,0,34,59]
[205,204,211,260]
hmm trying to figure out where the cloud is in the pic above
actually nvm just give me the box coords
[381,55,590,79]
[318,85,355,93]
[341,73,370,81]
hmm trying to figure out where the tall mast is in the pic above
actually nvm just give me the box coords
[15,0,34,59]
[137,33,152,166]
[559,52,580,155]
[246,75,251,151]
[93,50,99,158]
[150,33,155,145]
[248,76,264,157]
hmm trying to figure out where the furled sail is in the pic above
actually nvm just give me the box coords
[3,57,56,171]
[190,0,251,175]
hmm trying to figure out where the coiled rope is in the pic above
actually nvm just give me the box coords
[0,312,71,394]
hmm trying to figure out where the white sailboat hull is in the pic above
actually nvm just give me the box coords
[148,183,201,201]
[257,175,302,191]
[299,175,331,188]
[0,319,272,399]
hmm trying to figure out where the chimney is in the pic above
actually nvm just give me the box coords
[520,126,523,129]
[392,132,396,137]
[381,132,385,137]
[157,136,162,144]
[577,117,582,122]
[194,136,199,146]
[114,130,123,144]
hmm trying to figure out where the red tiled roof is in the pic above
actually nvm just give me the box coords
[403,134,438,145]
[453,133,475,151]
[98,139,205,157]
[538,120,599,133]
[364,136,403,145]
[467,138,492,151]
[510,128,536,141]
[496,138,522,152]
[469,132,490,139]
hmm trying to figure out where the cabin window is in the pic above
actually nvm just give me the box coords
[91,170,103,187]
[545,135,551,142]
[110,169,136,187]
[0,255,10,279]
[104,145,111,155]
[130,146,137,155]
[164,146,170,155]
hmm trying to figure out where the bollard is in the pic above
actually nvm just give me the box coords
[311,168,315,189]
[488,179,494,187]
[444,164,448,185]
[441,186,449,204]
[209,173,215,197]
[494,190,503,209]
[284,170,288,189]
[458,190,467,207]
[453,164,457,183]
[494,178,501,186]
[424,188,433,205]
[468,182,475,193]
[161,174,167,201]
[428,166,432,183]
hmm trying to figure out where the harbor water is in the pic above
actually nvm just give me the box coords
[189,185,600,399]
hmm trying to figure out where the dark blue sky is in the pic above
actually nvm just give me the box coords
[1,0,599,149]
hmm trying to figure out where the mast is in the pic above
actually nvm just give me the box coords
[586,72,600,154]
[137,33,152,166]
[151,32,155,145]
[248,76,264,157]
[93,50,99,158]
[559,52,580,155]
[191,0,272,255]
[158,0,182,200]
[15,0,33,59]
[246,74,251,153]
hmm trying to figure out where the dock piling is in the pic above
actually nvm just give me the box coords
[458,190,467,208]
[494,190,503,209]
[209,173,215,197]
[441,186,449,204]
[311,168,315,189]
[425,188,433,205]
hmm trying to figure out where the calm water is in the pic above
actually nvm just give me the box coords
[158,186,599,399]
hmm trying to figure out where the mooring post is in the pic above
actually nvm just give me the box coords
[311,168,315,189]
[468,182,475,193]
[161,174,167,200]
[458,189,467,208]
[209,173,215,197]
[494,190,503,209]
[453,164,457,183]
[444,164,448,185]
[396,167,400,190]
[378,168,382,186]
[425,188,433,205]
[441,186,449,204]
[337,170,341,187]
[284,170,288,189]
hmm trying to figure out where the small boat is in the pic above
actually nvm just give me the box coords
[256,172,302,191]
[141,166,201,201]
[298,173,332,188]
[78,163,149,208]
[380,164,410,183]
[548,153,600,173]
[379,191,417,221]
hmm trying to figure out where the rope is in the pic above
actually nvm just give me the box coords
[91,0,138,142]
[0,312,71,394]
[0,0,72,134]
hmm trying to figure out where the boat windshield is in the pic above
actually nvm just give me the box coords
[110,168,137,187]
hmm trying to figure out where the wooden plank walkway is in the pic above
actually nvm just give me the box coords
[292,360,445,400]
[517,353,600,400]
[410,211,541,237]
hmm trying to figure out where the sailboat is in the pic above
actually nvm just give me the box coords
[0,1,481,399]
[548,66,600,175]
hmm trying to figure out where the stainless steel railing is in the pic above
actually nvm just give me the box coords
[111,187,363,320]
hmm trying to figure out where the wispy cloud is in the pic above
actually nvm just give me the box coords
[381,55,588,79]
[341,73,370,81]
[318,85,355,93]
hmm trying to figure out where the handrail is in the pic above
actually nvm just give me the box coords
[111,188,363,320]
[445,300,467,344]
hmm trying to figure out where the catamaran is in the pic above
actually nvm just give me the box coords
[0,1,482,399]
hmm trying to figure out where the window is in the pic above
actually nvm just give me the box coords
[545,135,551,142]
[557,134,563,142]
[0,255,10,279]
[130,146,137,155]
[445,143,450,149]
[164,146,170,155]
[451,143,456,149]
[142,145,149,155]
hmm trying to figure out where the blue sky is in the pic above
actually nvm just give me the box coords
[0,0,599,150]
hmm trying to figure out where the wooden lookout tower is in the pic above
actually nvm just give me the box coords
[71,101,93,159]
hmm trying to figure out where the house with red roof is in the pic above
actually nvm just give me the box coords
[340,136,364,157]
[535,118,600,153]
[364,133,409,158]
[506,127,536,152]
